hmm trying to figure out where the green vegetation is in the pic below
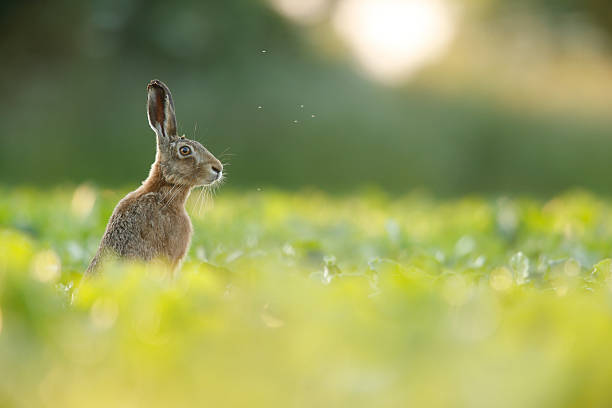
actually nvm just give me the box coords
[2,186,612,407]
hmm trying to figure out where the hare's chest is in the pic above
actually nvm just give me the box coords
[160,209,192,264]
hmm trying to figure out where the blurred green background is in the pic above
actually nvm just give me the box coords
[2,0,612,195]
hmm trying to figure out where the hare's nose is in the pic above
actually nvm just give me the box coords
[211,163,223,180]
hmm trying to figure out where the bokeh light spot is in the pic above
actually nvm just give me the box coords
[269,0,329,24]
[333,0,456,83]
[32,250,61,283]
[71,184,97,219]
[90,298,119,330]
[490,267,513,292]
[442,274,472,306]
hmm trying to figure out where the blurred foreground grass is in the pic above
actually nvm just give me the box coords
[3,186,612,407]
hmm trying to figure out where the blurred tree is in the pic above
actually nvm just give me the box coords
[495,0,612,42]
[1,0,612,195]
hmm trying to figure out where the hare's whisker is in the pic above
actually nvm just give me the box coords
[169,186,182,205]
[206,186,216,214]
[165,184,178,203]
[201,187,208,213]
[198,187,207,217]
[161,185,175,207]
[219,148,235,160]
[193,186,204,215]
[161,184,183,211]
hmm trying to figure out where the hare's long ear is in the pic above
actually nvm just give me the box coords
[147,79,178,145]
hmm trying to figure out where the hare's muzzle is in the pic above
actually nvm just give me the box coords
[203,157,223,184]
[211,163,223,181]
[191,141,223,186]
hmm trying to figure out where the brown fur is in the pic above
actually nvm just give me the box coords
[87,80,222,275]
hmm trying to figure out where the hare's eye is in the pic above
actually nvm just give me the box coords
[179,146,192,156]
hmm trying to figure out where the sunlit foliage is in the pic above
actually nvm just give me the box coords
[2,187,612,407]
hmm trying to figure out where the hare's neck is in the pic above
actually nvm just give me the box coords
[141,162,191,207]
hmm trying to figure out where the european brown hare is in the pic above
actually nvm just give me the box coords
[87,80,223,275]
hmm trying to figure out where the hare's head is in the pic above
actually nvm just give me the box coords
[146,80,222,187]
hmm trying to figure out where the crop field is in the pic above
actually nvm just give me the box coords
[2,186,612,407]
